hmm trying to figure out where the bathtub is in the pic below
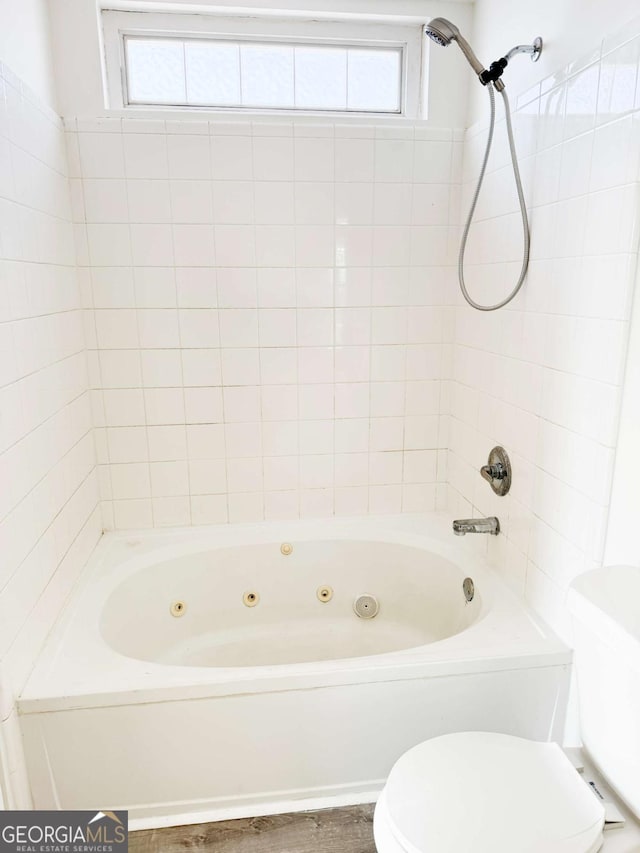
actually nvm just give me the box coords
[20,513,570,829]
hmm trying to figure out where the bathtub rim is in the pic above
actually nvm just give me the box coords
[19,512,570,715]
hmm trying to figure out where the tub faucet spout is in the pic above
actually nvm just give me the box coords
[452,517,500,536]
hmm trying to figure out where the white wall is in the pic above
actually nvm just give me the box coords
[0,0,57,108]
[467,0,640,125]
[605,256,640,566]
[49,0,473,128]
[449,4,640,642]
[68,115,461,528]
[55,2,474,531]
[0,35,101,807]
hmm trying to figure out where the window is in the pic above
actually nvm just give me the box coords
[125,37,402,112]
[102,11,425,117]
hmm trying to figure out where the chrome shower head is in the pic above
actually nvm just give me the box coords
[425,17,487,79]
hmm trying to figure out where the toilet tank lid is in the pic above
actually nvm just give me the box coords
[568,566,640,656]
[384,732,604,853]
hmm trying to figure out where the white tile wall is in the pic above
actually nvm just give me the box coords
[68,117,461,528]
[449,21,640,640]
[0,62,101,703]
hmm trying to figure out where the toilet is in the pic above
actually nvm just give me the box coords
[374,565,640,853]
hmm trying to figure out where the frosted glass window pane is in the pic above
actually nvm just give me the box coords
[347,49,401,112]
[186,42,240,105]
[125,37,403,113]
[241,44,294,107]
[295,47,347,109]
[127,39,186,104]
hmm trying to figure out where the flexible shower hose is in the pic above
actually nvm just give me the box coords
[458,84,530,311]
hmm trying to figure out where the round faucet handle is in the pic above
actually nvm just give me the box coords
[480,446,511,496]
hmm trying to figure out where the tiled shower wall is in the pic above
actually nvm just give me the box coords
[67,118,462,529]
[0,62,100,700]
[449,22,640,639]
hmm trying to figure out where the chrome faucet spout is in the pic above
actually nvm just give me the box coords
[452,517,500,536]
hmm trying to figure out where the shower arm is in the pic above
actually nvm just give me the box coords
[505,40,543,62]
[479,37,543,87]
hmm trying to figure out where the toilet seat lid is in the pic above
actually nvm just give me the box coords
[384,732,604,853]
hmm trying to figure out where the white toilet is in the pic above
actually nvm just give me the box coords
[374,565,640,853]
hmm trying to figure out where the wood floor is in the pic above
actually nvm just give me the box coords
[130,805,376,853]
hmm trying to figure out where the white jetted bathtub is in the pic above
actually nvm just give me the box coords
[20,514,570,828]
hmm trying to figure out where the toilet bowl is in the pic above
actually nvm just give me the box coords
[373,732,604,853]
[374,566,640,853]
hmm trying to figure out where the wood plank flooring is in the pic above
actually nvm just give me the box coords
[130,805,376,853]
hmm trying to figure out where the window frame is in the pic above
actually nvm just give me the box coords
[101,9,425,118]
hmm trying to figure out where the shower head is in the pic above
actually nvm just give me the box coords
[424,17,459,46]
[425,16,487,79]
[426,17,544,89]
